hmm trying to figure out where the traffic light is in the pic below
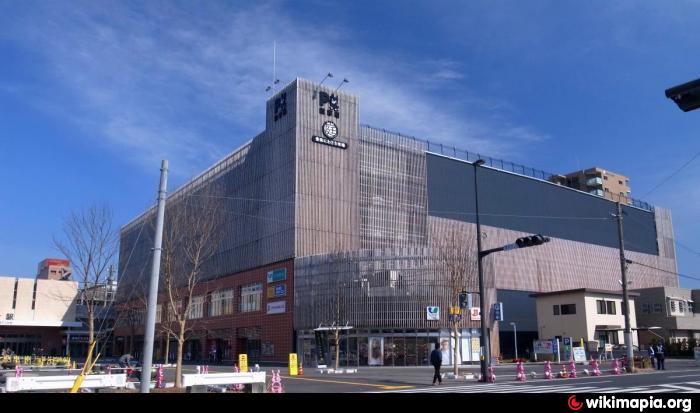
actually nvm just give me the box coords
[515,234,550,248]
[665,77,700,112]
[459,292,468,309]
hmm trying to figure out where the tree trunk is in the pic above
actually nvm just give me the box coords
[175,333,185,388]
[88,309,95,344]
[334,330,340,370]
[453,322,460,376]
[164,336,170,364]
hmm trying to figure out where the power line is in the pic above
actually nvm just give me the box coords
[626,259,700,282]
[641,149,700,198]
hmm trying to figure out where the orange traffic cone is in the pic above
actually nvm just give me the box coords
[299,363,304,376]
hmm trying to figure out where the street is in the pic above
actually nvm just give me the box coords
[147,359,700,393]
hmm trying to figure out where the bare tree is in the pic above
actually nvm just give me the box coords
[158,190,225,387]
[54,204,118,346]
[434,226,478,376]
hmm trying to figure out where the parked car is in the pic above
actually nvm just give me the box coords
[611,344,641,358]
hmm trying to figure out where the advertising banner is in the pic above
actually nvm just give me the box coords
[534,340,553,354]
[469,307,481,321]
[238,354,248,372]
[368,337,383,366]
[289,353,298,376]
[573,347,587,362]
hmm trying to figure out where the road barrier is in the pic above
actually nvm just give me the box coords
[515,361,526,381]
[543,361,552,379]
[4,374,127,392]
[181,371,266,393]
[268,370,283,393]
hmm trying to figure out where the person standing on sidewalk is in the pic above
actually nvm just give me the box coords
[647,343,655,369]
[655,341,666,370]
[430,344,443,385]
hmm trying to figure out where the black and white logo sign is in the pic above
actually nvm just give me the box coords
[274,92,287,121]
[312,121,347,149]
[322,121,338,139]
[318,91,340,118]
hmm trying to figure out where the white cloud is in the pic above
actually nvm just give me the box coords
[1,1,547,177]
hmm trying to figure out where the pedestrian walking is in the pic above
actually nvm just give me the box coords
[430,343,443,385]
[647,344,655,369]
[655,341,666,370]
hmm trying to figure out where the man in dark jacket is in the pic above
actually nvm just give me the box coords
[655,341,666,370]
[430,344,443,385]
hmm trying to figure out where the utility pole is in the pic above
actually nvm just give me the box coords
[141,160,169,393]
[473,159,490,381]
[614,202,634,373]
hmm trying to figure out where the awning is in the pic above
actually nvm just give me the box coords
[666,296,685,301]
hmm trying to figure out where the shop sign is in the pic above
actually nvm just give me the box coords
[469,307,481,321]
[426,306,440,320]
[267,284,287,298]
[534,340,553,354]
[267,300,286,314]
[573,347,587,362]
[267,268,287,283]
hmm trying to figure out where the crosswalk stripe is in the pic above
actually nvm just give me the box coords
[658,384,700,392]
[603,387,648,393]
[371,380,700,394]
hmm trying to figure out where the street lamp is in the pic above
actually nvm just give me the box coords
[510,322,518,360]
[472,159,490,381]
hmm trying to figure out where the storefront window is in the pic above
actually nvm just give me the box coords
[394,336,406,366]
[383,337,394,366]
[405,336,417,366]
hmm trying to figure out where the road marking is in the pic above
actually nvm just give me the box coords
[279,375,410,389]
[658,384,700,392]
[604,387,648,393]
[381,385,414,390]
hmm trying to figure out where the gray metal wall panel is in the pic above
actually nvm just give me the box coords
[425,153,659,255]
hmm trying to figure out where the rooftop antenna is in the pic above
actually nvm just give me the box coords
[334,78,349,93]
[265,41,280,93]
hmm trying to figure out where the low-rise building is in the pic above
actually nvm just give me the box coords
[531,288,639,352]
[0,268,80,355]
[633,286,700,350]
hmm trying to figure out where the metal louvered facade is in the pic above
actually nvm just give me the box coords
[117,78,678,367]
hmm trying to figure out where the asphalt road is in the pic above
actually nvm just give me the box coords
[6,359,700,393]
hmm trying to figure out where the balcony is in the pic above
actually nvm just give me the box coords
[586,177,603,186]
[589,189,604,197]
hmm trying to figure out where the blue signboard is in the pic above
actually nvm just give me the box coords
[275,284,287,297]
[267,268,287,283]
[551,339,559,354]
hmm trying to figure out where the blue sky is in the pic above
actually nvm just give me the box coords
[1,1,699,286]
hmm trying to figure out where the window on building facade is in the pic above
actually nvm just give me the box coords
[670,300,677,314]
[240,283,263,313]
[560,304,576,315]
[689,302,695,314]
[209,288,235,317]
[597,300,606,314]
[188,295,204,319]
[642,303,650,314]
[607,301,616,315]
[653,303,662,313]
[679,301,686,315]
[553,305,560,315]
